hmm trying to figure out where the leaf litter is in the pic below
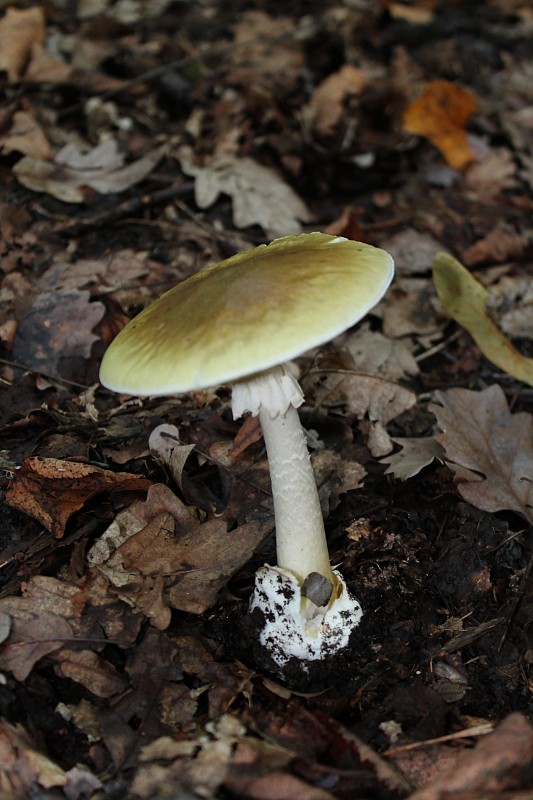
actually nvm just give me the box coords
[0,1,532,798]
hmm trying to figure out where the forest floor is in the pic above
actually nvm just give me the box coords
[0,1,532,798]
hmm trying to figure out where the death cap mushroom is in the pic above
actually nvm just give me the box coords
[99,232,394,395]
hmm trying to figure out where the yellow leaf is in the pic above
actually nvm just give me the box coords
[432,252,533,386]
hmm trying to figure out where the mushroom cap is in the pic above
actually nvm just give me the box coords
[99,232,394,395]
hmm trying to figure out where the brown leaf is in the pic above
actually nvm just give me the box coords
[407,713,533,799]
[0,605,74,681]
[0,109,51,159]
[6,456,151,537]
[0,722,67,798]
[461,225,528,266]
[306,65,367,138]
[89,484,268,615]
[226,770,334,800]
[230,414,263,457]
[12,289,105,377]
[0,7,45,81]
[429,385,533,524]
[55,649,129,699]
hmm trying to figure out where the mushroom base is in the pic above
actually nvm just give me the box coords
[250,565,362,668]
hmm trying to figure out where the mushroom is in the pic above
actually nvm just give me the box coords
[99,232,394,666]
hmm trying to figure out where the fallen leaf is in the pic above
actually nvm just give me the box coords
[429,385,533,524]
[13,140,166,203]
[0,722,67,798]
[381,227,444,275]
[12,289,105,377]
[487,275,533,341]
[310,373,416,455]
[433,252,533,386]
[461,225,528,266]
[25,42,73,83]
[306,65,367,138]
[312,449,366,513]
[6,456,151,537]
[407,713,533,799]
[230,11,301,75]
[0,606,74,681]
[39,249,150,293]
[403,79,477,170]
[179,147,312,237]
[465,147,518,197]
[382,277,443,338]
[0,109,51,159]
[344,324,419,382]
[381,437,444,480]
[55,649,129,698]
[0,7,45,81]
[89,483,268,615]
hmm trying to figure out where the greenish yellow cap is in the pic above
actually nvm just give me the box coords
[99,232,394,395]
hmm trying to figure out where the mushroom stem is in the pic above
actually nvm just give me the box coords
[258,403,334,585]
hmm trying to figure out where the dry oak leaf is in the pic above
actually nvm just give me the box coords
[89,483,268,616]
[13,140,166,203]
[429,384,533,524]
[6,456,151,538]
[179,146,312,237]
[0,7,45,81]
[381,436,445,481]
[403,79,477,170]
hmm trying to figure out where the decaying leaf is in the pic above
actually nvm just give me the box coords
[461,225,528,266]
[6,456,151,537]
[306,65,367,138]
[487,275,533,341]
[310,372,416,456]
[148,424,195,493]
[0,605,74,681]
[88,483,268,616]
[12,289,105,377]
[382,277,443,338]
[0,722,68,797]
[344,324,419,382]
[433,252,533,386]
[429,384,533,524]
[179,147,312,237]
[13,141,166,203]
[312,449,366,514]
[381,437,444,480]
[55,649,129,699]
[403,79,477,170]
[407,713,533,800]
[0,6,45,81]
[0,109,51,159]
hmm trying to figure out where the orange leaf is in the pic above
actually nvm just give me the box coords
[403,79,477,170]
